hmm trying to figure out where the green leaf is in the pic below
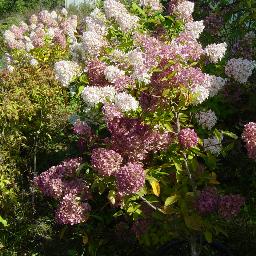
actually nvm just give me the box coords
[164,194,179,206]
[0,216,8,227]
[204,230,212,243]
[184,215,203,231]
[108,190,116,205]
[78,86,85,95]
[222,131,238,140]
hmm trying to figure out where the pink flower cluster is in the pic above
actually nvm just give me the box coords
[107,117,172,161]
[4,9,77,54]
[91,148,123,176]
[34,158,91,225]
[242,122,256,159]
[178,128,198,148]
[197,187,219,214]
[73,120,92,137]
[115,162,145,195]
[218,194,245,220]
[197,187,245,219]
[90,116,172,195]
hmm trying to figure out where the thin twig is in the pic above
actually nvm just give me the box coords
[175,112,180,133]
[182,152,197,194]
[139,196,165,214]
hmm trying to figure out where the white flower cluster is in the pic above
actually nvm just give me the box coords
[82,86,116,106]
[225,58,256,84]
[203,136,222,155]
[174,1,194,22]
[104,65,125,83]
[185,20,205,39]
[114,92,139,112]
[127,49,151,84]
[204,43,227,63]
[204,74,227,97]
[139,0,162,11]
[104,0,139,32]
[54,60,80,87]
[82,31,107,56]
[191,85,209,105]
[195,110,217,130]
[81,86,139,112]
[85,9,107,36]
[30,58,38,66]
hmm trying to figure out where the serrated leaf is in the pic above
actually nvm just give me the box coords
[150,180,160,197]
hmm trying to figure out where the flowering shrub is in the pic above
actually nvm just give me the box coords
[1,0,256,255]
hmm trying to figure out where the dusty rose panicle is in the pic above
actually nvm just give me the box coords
[178,128,198,148]
[61,157,83,176]
[171,32,204,61]
[218,194,245,220]
[34,166,65,198]
[91,148,123,176]
[87,59,108,87]
[107,117,171,161]
[197,187,219,215]
[103,104,124,122]
[63,179,91,200]
[55,192,91,225]
[115,162,145,195]
[34,158,83,198]
[242,122,256,159]
[73,120,92,137]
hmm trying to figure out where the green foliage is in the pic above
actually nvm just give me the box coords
[0,0,63,17]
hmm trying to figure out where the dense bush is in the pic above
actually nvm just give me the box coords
[0,0,256,255]
[0,0,63,17]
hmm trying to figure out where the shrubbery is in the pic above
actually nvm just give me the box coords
[0,0,256,255]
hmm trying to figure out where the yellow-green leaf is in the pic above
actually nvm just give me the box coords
[204,231,212,243]
[108,190,116,205]
[150,180,160,197]
[83,233,89,245]
[165,194,179,206]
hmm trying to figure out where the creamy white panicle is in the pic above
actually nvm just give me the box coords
[104,0,139,32]
[205,43,227,63]
[81,86,116,106]
[54,60,80,87]
[204,74,227,97]
[225,58,256,84]
[191,85,209,105]
[174,1,194,22]
[185,20,205,39]
[115,92,139,112]
[82,31,107,56]
[203,136,222,155]
[104,65,125,83]
[196,110,217,130]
